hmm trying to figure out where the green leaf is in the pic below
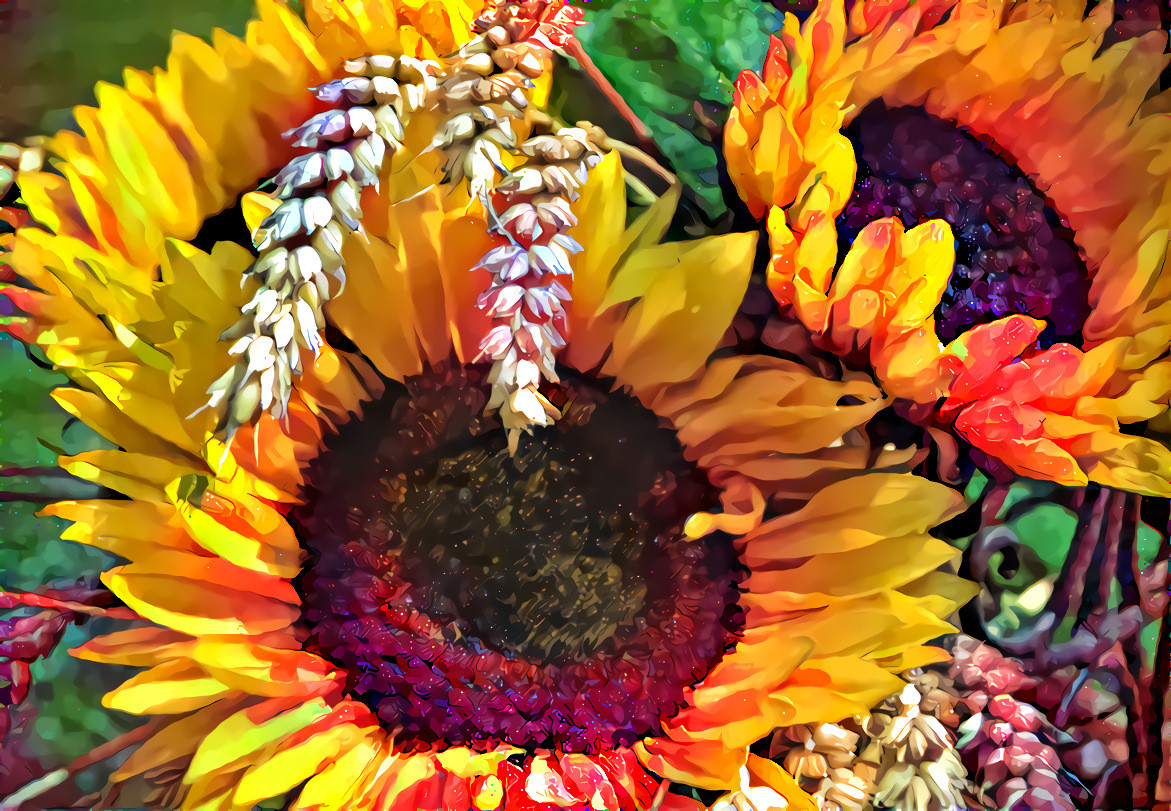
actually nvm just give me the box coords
[952,473,1167,664]
[569,0,782,220]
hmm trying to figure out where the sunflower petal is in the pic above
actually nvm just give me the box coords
[738,473,964,562]
[112,699,248,781]
[103,660,232,714]
[602,232,756,393]
[71,626,195,667]
[748,755,818,811]
[292,727,384,810]
[635,737,747,790]
[103,553,298,638]
[186,696,332,783]
[234,716,369,807]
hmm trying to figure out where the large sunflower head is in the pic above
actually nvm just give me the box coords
[4,0,974,808]
[725,0,1171,496]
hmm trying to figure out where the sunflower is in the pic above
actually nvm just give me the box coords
[4,1,973,808]
[725,0,1171,496]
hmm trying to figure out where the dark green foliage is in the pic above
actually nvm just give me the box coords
[569,0,781,220]
[1,0,258,138]
[957,472,1164,662]
[25,622,139,793]
[0,336,110,590]
[0,336,128,787]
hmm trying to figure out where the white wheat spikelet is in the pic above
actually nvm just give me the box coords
[207,55,440,436]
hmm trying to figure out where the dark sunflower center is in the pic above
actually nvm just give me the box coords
[291,365,741,753]
[839,103,1092,346]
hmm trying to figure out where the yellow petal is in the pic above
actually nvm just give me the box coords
[44,499,200,558]
[776,658,905,724]
[103,550,298,638]
[96,83,199,247]
[328,233,426,381]
[747,755,818,811]
[745,533,963,608]
[191,639,339,698]
[754,591,957,662]
[656,355,888,461]
[241,191,279,235]
[436,747,520,779]
[564,153,628,335]
[186,696,332,783]
[59,449,198,502]
[602,232,756,393]
[103,660,231,714]
[739,473,964,562]
[113,699,248,781]
[169,485,303,579]
[1077,430,1171,496]
[292,728,384,810]
[635,737,747,791]
[357,751,438,811]
[565,153,681,373]
[234,718,366,807]
[887,219,953,328]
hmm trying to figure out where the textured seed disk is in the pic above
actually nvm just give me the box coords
[839,103,1091,346]
[293,365,743,753]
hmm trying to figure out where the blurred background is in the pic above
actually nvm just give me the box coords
[0,0,280,139]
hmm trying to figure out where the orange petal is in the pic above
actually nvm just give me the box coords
[670,630,813,747]
[191,639,342,699]
[103,552,299,638]
[635,737,746,791]
[748,754,818,811]
[71,625,195,667]
[940,315,1045,403]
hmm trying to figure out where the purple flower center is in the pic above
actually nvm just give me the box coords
[838,104,1092,346]
[291,365,741,753]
